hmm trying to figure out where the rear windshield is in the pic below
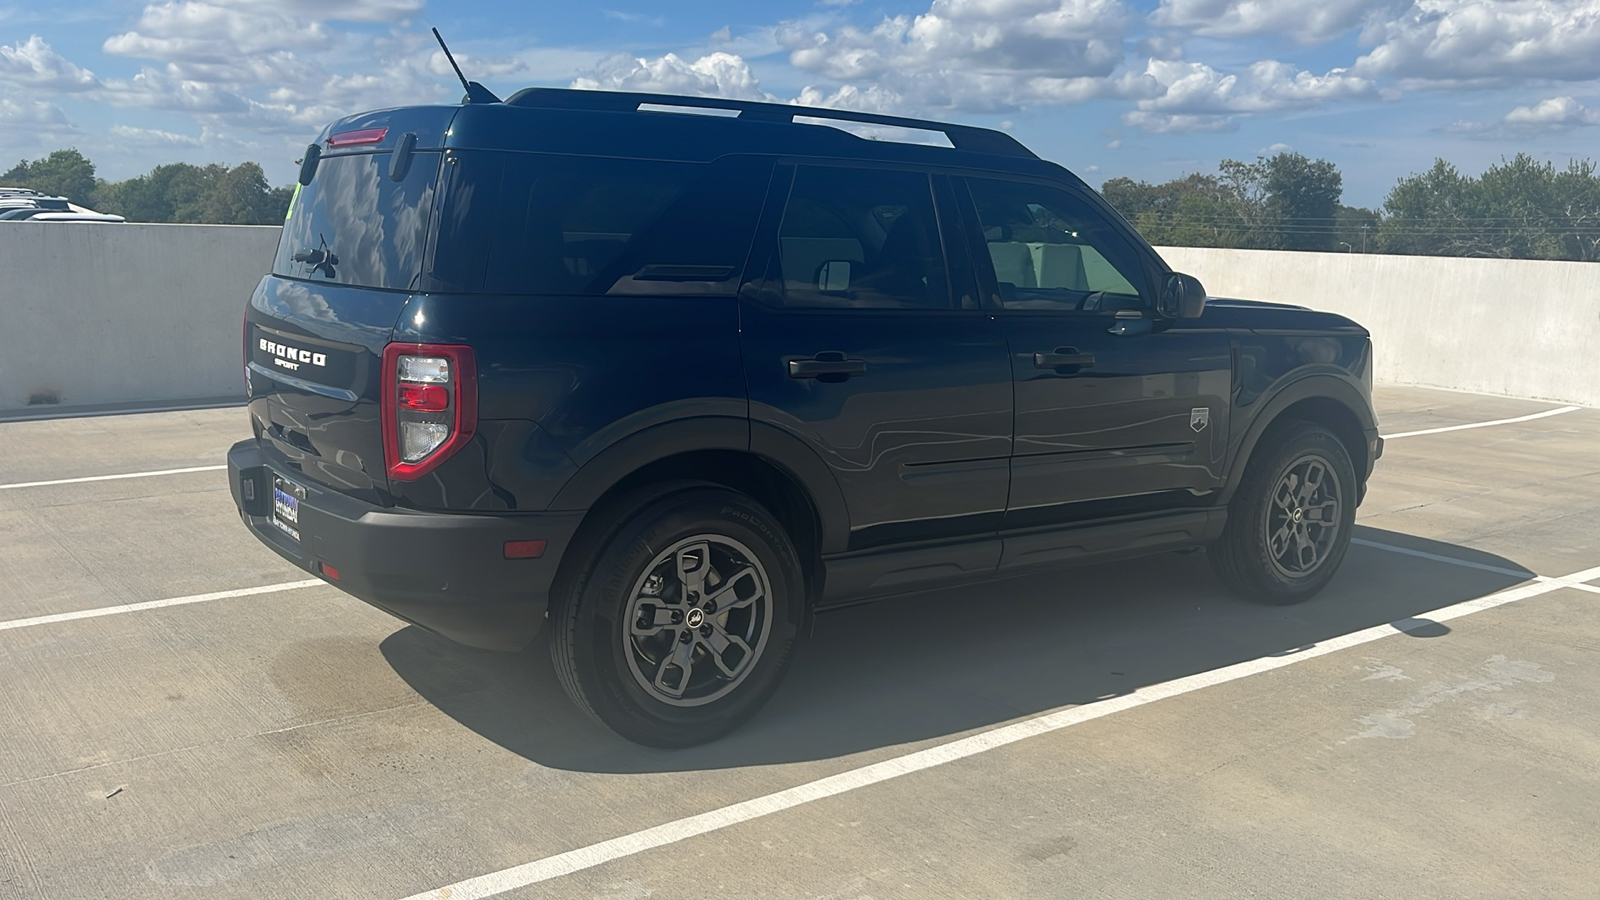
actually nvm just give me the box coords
[427,152,772,296]
[274,150,441,290]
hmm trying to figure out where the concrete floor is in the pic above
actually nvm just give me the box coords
[0,386,1595,899]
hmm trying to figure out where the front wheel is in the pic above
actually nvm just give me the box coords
[1210,421,1357,605]
[550,484,804,747]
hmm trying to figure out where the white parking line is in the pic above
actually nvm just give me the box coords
[1382,405,1580,440]
[0,465,228,491]
[396,555,1600,900]
[0,580,322,633]
[1354,537,1600,595]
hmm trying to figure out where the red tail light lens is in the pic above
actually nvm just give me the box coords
[397,382,448,412]
[381,343,477,480]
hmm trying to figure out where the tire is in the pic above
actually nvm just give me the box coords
[1210,420,1357,605]
[549,483,805,747]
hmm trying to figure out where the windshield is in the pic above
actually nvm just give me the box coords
[273,150,441,291]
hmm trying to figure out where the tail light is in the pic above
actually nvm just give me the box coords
[381,343,477,480]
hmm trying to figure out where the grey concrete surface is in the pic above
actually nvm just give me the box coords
[0,223,277,414]
[0,386,1595,899]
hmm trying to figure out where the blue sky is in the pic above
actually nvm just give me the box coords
[3,0,1599,207]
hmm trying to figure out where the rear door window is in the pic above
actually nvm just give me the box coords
[429,153,772,295]
[767,166,950,309]
[274,150,441,290]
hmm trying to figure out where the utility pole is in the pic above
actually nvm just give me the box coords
[1361,223,1370,253]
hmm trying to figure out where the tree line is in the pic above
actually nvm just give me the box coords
[7,146,1599,262]
[2,148,291,226]
[1102,151,1600,262]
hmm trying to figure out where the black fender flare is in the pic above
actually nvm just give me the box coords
[1218,372,1378,505]
[546,416,852,555]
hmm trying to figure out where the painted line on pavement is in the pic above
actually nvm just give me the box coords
[0,580,323,633]
[1382,405,1580,440]
[1354,537,1600,594]
[396,556,1600,900]
[0,465,228,491]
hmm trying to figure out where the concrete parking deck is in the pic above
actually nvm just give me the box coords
[0,386,1595,899]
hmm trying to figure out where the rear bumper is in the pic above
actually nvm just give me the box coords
[228,439,582,651]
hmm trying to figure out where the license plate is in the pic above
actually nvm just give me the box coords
[271,473,305,542]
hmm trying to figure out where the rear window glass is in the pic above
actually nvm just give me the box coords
[274,150,440,291]
[428,152,772,296]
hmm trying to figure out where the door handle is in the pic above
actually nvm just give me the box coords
[1034,348,1096,371]
[788,353,867,379]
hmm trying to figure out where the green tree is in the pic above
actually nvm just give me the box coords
[1263,152,1342,251]
[1378,155,1600,260]
[1334,205,1379,253]
[1,148,99,206]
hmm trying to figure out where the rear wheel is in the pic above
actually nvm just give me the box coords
[1210,421,1356,605]
[550,484,804,747]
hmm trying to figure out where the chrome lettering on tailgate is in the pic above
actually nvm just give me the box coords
[259,338,327,372]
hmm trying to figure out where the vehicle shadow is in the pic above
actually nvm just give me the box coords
[379,524,1539,773]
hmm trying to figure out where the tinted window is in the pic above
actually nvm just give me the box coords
[429,152,771,296]
[274,151,440,290]
[772,166,949,309]
[965,178,1149,312]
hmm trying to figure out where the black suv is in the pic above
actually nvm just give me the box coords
[228,88,1382,746]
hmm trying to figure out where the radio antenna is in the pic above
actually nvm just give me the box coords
[431,28,501,104]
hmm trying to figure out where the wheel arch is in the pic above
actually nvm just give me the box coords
[547,424,848,611]
[1220,374,1377,506]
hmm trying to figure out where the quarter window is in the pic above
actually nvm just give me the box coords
[772,167,950,309]
[965,178,1150,312]
[429,153,770,296]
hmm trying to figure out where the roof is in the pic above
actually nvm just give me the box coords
[502,88,1037,159]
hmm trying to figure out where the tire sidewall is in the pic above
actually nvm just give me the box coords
[567,487,804,745]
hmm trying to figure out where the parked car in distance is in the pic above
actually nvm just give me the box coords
[19,211,125,223]
[227,88,1383,746]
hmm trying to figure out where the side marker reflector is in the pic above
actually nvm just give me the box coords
[319,563,341,581]
[504,540,547,560]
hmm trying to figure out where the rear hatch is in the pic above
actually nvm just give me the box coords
[245,106,456,505]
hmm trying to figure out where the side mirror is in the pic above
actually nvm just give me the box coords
[816,260,852,293]
[1159,272,1207,319]
[297,143,322,186]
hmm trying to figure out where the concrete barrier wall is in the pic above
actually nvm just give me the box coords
[0,225,1593,414]
[1,223,281,414]
[1156,246,1600,408]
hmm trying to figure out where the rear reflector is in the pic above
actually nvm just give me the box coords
[319,562,341,581]
[504,540,547,559]
[327,127,388,147]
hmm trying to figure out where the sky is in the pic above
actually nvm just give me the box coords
[2,0,1599,208]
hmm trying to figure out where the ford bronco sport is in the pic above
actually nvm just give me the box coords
[228,88,1382,746]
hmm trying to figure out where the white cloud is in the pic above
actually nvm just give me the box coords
[202,0,423,22]
[777,0,1132,112]
[1504,95,1600,127]
[0,35,98,92]
[571,52,767,100]
[103,3,332,70]
[1151,0,1389,43]
[109,123,205,145]
[0,95,72,127]
[1125,58,1379,131]
[1356,0,1600,86]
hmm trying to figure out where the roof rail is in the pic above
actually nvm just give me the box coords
[502,88,1037,159]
